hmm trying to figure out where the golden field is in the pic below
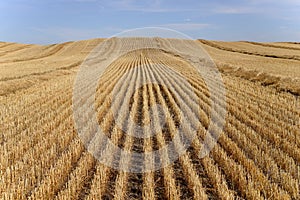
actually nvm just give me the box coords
[0,38,299,200]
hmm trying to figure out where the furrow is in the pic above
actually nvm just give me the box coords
[146,61,181,200]
[153,60,289,199]
[149,59,209,199]
[199,40,300,61]
[113,55,142,200]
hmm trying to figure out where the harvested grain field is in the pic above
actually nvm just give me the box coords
[0,37,299,200]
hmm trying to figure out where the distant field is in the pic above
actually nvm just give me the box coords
[0,38,299,200]
[199,40,300,95]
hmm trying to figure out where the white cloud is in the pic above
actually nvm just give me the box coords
[31,26,124,42]
[213,6,258,14]
[105,0,166,12]
[159,23,210,31]
[90,0,204,13]
[32,27,98,40]
[249,0,300,5]
[74,0,98,2]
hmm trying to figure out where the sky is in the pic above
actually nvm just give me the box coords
[0,0,300,44]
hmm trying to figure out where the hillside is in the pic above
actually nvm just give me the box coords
[0,38,299,200]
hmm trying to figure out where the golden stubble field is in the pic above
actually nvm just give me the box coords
[0,37,299,200]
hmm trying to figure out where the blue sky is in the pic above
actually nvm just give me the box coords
[0,0,299,44]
